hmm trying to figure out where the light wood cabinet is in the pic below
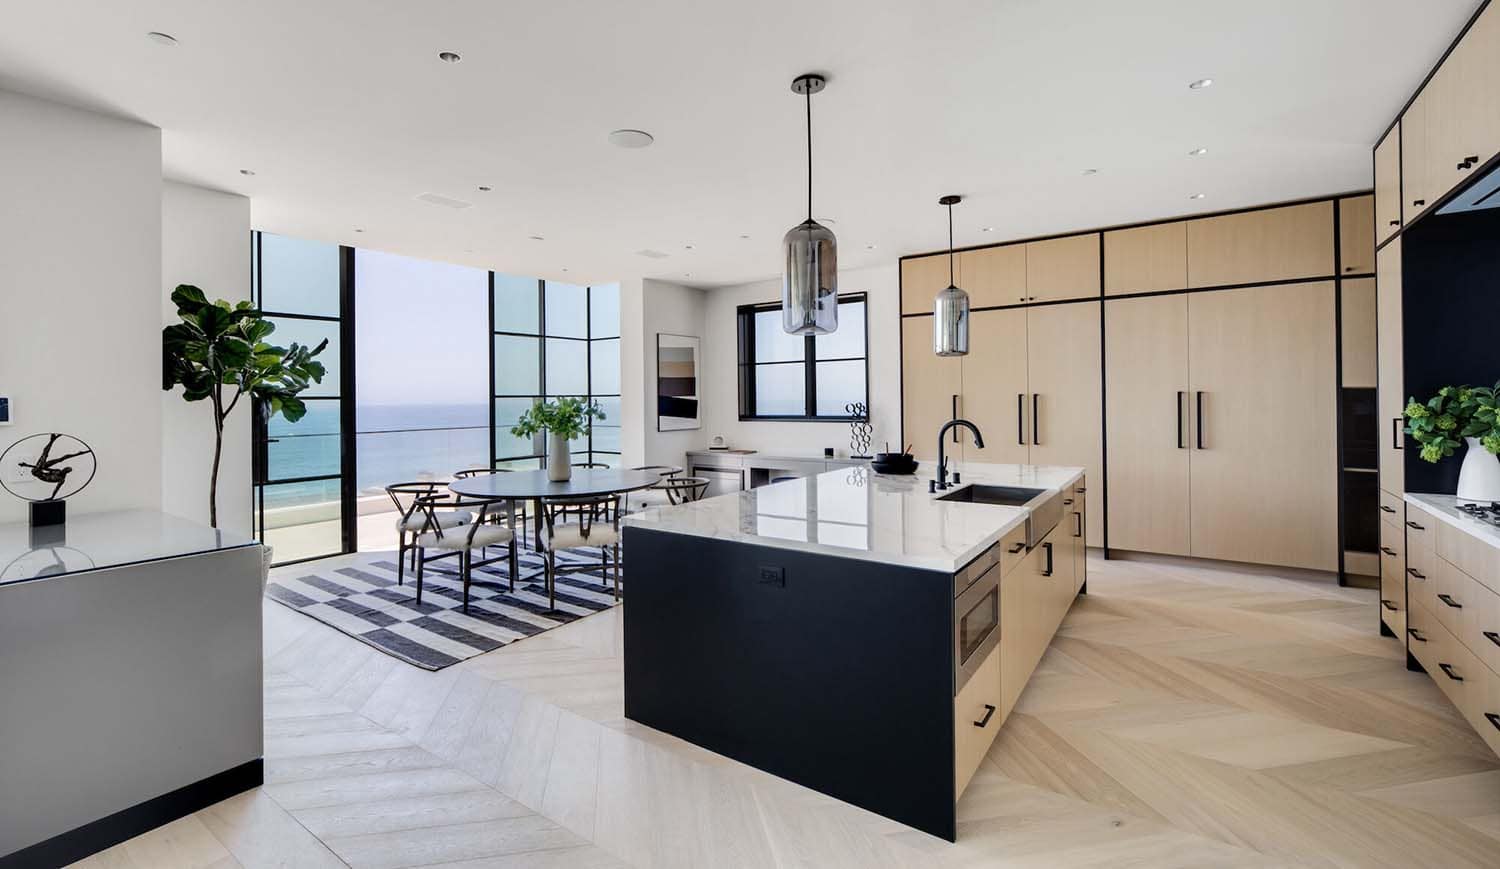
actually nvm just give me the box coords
[1187,282,1339,571]
[1374,128,1402,245]
[953,642,1000,797]
[1105,294,1191,556]
[959,244,1027,309]
[1380,518,1407,636]
[1338,195,1375,276]
[1186,201,1335,288]
[1402,90,1430,224]
[999,522,1077,725]
[1341,278,1377,389]
[1025,234,1100,303]
[1104,222,1187,296]
[1426,4,1500,203]
[902,316,961,462]
[1377,238,1404,498]
[963,309,1030,466]
[901,254,952,315]
[1026,302,1103,544]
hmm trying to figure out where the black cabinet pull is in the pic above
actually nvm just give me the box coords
[1063,498,1074,506]
[1406,567,1426,580]
[1484,631,1500,648]
[1408,628,1428,643]
[1032,393,1040,446]
[1406,520,1425,531]
[1007,542,1026,554]
[1073,511,1083,538]
[1486,712,1500,732]
[1381,599,1397,612]
[1017,394,1025,446]
[951,395,960,442]
[1041,541,1054,577]
[1413,199,1426,207]
[1438,593,1462,609]
[1176,391,1186,449]
[1380,546,1397,556]
[1195,391,1205,449]
[974,704,996,728]
[1380,504,1396,514]
[1438,662,1464,682]
[1389,218,1401,226]
[1392,418,1404,450]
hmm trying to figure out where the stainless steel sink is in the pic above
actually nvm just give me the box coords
[935,485,1045,506]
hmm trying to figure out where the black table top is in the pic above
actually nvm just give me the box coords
[449,468,663,501]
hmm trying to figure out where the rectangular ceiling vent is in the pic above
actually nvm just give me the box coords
[415,192,473,210]
[635,249,670,259]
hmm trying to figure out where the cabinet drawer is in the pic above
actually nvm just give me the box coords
[997,524,1029,578]
[1405,505,1436,553]
[1469,577,1500,677]
[1380,566,1406,639]
[954,643,1001,798]
[1437,520,1500,595]
[1435,557,1471,638]
[1408,600,1438,670]
[1407,544,1436,617]
[1472,663,1500,758]
[1432,621,1481,723]
[1378,489,1404,526]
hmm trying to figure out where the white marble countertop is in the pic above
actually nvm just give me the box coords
[623,463,1084,573]
[0,510,258,585]
[1405,493,1500,551]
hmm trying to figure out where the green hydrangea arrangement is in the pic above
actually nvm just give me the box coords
[1405,383,1500,463]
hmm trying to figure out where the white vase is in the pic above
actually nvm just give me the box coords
[1457,436,1500,503]
[547,432,572,482]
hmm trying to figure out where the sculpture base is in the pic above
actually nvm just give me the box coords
[30,499,66,527]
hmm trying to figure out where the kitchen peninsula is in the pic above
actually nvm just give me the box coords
[621,463,1087,841]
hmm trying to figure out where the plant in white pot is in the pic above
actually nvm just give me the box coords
[1405,383,1500,502]
[511,397,605,482]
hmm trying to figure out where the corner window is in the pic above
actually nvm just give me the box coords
[737,294,868,421]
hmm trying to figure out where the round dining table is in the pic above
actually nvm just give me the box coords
[449,467,664,546]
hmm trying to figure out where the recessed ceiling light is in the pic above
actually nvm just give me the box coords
[438,51,462,63]
[477,185,492,192]
[981,227,995,233]
[684,244,695,250]
[562,268,569,272]
[1188,78,1214,90]
[146,31,177,46]
[607,129,654,148]
[238,168,255,176]
[1189,192,1207,200]
[528,235,545,241]
[1188,147,1208,156]
[354,228,364,233]
[1082,168,1099,176]
[865,244,877,250]
[683,273,692,278]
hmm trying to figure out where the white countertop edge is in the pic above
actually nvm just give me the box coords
[1404,493,1500,551]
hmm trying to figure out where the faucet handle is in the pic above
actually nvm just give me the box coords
[952,471,961,484]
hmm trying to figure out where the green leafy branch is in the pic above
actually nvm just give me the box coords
[1404,383,1500,464]
[510,397,605,443]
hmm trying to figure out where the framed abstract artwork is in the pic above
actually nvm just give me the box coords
[657,333,701,431]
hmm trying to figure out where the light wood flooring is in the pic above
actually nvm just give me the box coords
[70,552,1500,868]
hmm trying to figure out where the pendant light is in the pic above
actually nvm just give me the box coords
[934,195,969,356]
[782,73,838,335]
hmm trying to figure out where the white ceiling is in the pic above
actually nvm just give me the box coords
[0,0,1477,288]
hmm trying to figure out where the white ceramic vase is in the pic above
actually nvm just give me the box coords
[547,432,572,482]
[1457,436,1500,503]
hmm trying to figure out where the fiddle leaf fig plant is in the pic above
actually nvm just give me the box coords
[162,284,327,527]
[510,397,605,441]
[1404,383,1500,464]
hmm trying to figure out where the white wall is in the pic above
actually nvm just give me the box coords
[701,264,901,457]
[620,278,709,469]
[0,90,162,524]
[161,181,252,534]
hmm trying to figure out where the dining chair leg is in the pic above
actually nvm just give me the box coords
[600,546,610,592]
[415,548,425,605]
[461,549,471,613]
[397,537,406,586]
[508,537,518,592]
[612,542,621,600]
[546,548,556,611]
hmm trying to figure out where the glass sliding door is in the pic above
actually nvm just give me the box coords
[588,283,621,466]
[252,232,356,565]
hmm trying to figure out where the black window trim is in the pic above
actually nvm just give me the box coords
[737,292,870,423]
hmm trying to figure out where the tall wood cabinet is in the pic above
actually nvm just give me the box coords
[1377,238,1404,498]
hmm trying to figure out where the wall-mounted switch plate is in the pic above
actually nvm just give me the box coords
[758,565,786,588]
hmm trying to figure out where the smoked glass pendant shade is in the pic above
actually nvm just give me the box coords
[934,283,970,356]
[781,218,838,335]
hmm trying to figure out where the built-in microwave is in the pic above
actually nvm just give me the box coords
[953,559,1000,694]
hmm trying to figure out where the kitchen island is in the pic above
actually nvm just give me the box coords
[621,463,1087,841]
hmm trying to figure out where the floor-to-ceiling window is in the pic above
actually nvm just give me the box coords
[252,232,353,565]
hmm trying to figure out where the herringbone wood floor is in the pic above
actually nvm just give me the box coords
[71,552,1500,868]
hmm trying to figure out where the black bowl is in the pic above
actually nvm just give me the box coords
[871,455,918,475]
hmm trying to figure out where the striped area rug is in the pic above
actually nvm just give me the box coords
[265,546,620,670]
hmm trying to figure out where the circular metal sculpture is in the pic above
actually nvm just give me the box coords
[1,432,97,503]
[846,402,873,459]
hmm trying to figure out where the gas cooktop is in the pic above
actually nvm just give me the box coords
[1455,501,1500,527]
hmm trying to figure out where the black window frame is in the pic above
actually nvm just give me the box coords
[737,292,869,422]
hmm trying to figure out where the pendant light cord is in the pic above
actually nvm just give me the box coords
[805,86,813,222]
[947,202,955,285]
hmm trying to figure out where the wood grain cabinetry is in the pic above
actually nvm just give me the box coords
[1026,302,1103,544]
[1186,201,1335,288]
[1341,277,1377,389]
[901,254,952,315]
[963,308,1029,465]
[1024,234,1100,303]
[1338,195,1375,275]
[1104,222,1187,296]
[902,316,961,462]
[1377,239,1404,498]
[998,521,1078,725]
[1374,128,1402,244]
[1402,90,1430,223]
[953,642,1000,797]
[959,244,1027,309]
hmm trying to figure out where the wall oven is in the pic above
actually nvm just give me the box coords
[953,555,1001,694]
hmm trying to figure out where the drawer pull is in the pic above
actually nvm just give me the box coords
[1007,542,1026,554]
[1406,520,1425,531]
[1413,199,1426,207]
[974,703,996,728]
[1438,593,1463,609]
[1389,219,1401,226]
[1407,628,1428,643]
[1381,599,1398,612]
[1406,567,1426,580]
[1380,505,1397,514]
[1380,546,1397,556]
[1486,712,1500,732]
[1063,498,1074,506]
[1041,541,1054,577]
[1484,630,1500,648]
[1438,662,1464,682]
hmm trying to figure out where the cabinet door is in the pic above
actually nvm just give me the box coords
[954,643,1001,798]
[959,244,1027,308]
[1105,294,1191,556]
[962,308,1030,465]
[1377,239,1404,497]
[1027,302,1103,544]
[1466,3,1500,176]
[1188,282,1338,571]
[1338,195,1374,276]
[901,254,952,315]
[901,316,962,461]
[1104,222,1187,296]
[1341,278,1377,389]
[1187,201,1336,287]
[1402,90,1429,224]
[1433,5,1500,200]
[1026,234,1100,303]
